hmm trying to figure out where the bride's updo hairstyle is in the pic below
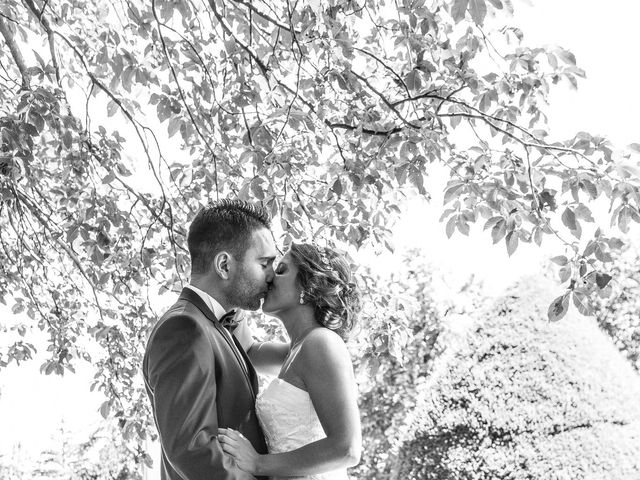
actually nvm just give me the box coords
[289,243,361,341]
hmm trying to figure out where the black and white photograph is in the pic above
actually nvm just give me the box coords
[1,0,639,478]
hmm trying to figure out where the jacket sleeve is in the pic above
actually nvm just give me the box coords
[146,315,255,480]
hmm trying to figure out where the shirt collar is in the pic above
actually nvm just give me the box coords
[185,284,228,320]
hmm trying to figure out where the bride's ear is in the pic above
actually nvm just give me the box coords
[213,251,232,280]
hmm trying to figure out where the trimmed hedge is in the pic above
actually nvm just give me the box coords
[594,244,640,372]
[393,277,640,480]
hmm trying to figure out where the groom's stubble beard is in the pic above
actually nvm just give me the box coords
[227,263,266,311]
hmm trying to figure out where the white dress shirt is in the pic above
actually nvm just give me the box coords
[184,284,254,353]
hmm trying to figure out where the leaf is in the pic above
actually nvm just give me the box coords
[409,168,426,194]
[12,302,25,315]
[533,227,543,246]
[102,172,116,184]
[550,255,568,266]
[142,453,154,468]
[457,218,470,235]
[483,216,503,230]
[561,207,577,230]
[486,0,502,8]
[107,100,118,117]
[583,241,596,257]
[167,117,181,137]
[491,220,506,244]
[62,130,73,149]
[439,208,456,222]
[468,0,487,25]
[607,237,624,250]
[569,219,582,239]
[44,361,55,375]
[574,203,594,222]
[116,163,132,176]
[597,284,613,299]
[394,163,410,184]
[594,244,613,263]
[572,291,591,316]
[618,206,631,233]
[595,272,612,289]
[99,400,111,419]
[578,262,587,277]
[505,230,518,256]
[547,292,570,322]
[250,179,265,200]
[33,49,47,69]
[404,70,422,91]
[557,48,577,65]
[332,179,343,196]
[629,143,640,153]
[443,182,465,204]
[478,92,491,112]
[445,215,457,238]
[558,265,571,283]
[580,180,598,200]
[451,0,469,23]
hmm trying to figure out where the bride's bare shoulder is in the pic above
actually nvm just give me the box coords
[299,328,349,364]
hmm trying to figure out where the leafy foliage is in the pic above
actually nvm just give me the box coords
[593,242,640,372]
[351,253,484,479]
[0,0,639,471]
[352,253,440,479]
[394,277,640,479]
[0,420,143,480]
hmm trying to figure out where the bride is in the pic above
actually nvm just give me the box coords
[218,242,362,479]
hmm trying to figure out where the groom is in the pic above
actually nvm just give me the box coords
[143,199,277,480]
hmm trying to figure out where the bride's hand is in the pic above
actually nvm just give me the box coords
[218,428,261,474]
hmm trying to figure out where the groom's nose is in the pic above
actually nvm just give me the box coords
[265,264,275,284]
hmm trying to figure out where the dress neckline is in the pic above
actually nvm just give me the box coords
[274,376,309,395]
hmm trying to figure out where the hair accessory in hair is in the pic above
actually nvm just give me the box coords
[319,251,330,266]
[323,311,342,330]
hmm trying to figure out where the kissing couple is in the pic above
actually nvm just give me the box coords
[143,199,362,480]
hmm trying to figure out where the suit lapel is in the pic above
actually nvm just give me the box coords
[232,334,260,395]
[179,287,218,323]
[178,287,260,397]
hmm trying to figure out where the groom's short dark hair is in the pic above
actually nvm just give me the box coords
[188,199,271,275]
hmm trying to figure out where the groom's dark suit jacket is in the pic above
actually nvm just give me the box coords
[143,287,267,480]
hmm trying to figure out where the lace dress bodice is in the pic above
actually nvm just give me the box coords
[255,377,349,480]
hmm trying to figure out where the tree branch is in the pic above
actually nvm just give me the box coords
[229,0,300,33]
[0,16,30,89]
[351,70,421,130]
[12,187,106,321]
[352,46,411,99]
[151,0,220,199]
[209,0,270,79]
[21,0,61,85]
[276,80,403,137]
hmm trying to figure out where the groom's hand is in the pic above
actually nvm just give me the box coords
[218,428,262,475]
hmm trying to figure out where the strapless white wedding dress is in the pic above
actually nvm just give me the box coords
[255,377,349,480]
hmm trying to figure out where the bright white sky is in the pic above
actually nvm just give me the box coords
[1,0,639,472]
[376,0,640,299]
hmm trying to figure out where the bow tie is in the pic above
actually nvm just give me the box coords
[219,310,240,331]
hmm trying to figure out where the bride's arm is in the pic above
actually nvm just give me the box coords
[245,341,290,377]
[233,315,289,376]
[220,329,362,476]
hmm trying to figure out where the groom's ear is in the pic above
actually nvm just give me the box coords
[213,251,232,280]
